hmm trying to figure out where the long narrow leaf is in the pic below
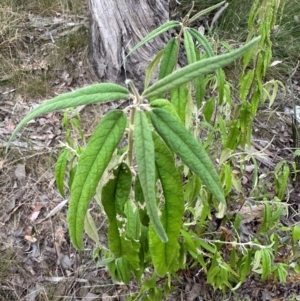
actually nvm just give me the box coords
[184,29,206,107]
[194,50,206,107]
[184,30,197,64]
[150,108,225,207]
[126,21,180,59]
[158,37,179,80]
[189,28,225,103]
[142,37,260,99]
[102,163,132,257]
[144,49,164,90]
[8,83,129,148]
[68,110,127,249]
[170,85,189,124]
[84,211,100,247]
[116,257,131,284]
[189,28,214,56]
[134,110,168,242]
[134,176,149,226]
[149,134,184,276]
[188,1,226,24]
[55,149,69,198]
[125,200,141,241]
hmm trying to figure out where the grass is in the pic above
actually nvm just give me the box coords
[2,0,298,98]
[178,0,300,80]
[0,248,18,301]
[0,0,90,298]
[0,0,89,99]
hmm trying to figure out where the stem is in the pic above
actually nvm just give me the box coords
[125,80,140,168]
[204,239,274,249]
[127,108,135,168]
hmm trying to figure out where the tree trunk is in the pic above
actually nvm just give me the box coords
[89,0,170,91]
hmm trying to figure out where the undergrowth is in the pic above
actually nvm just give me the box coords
[2,0,300,300]
[176,0,300,80]
[0,0,89,98]
[7,1,300,300]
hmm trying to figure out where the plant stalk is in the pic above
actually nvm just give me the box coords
[126,80,140,168]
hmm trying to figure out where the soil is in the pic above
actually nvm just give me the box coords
[1,2,300,301]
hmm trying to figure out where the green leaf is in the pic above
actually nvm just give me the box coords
[120,235,140,270]
[240,102,253,147]
[188,1,226,24]
[221,163,232,196]
[185,28,226,103]
[240,250,252,282]
[261,249,272,281]
[203,97,215,123]
[126,21,180,59]
[149,134,184,276]
[134,176,149,226]
[103,240,140,277]
[184,29,205,107]
[134,110,168,242]
[103,163,132,216]
[8,83,129,148]
[101,163,141,275]
[261,203,272,232]
[150,99,180,120]
[181,230,198,257]
[207,265,221,285]
[184,29,197,65]
[55,149,69,198]
[277,165,289,200]
[149,287,163,300]
[184,173,202,202]
[292,225,300,244]
[240,69,255,101]
[253,249,262,272]
[68,166,77,190]
[170,85,189,124]
[150,108,225,210]
[97,257,115,267]
[102,162,132,257]
[126,21,180,57]
[124,200,141,241]
[217,116,227,146]
[6,83,129,148]
[230,248,237,269]
[225,120,240,150]
[68,110,127,249]
[198,238,216,254]
[193,44,206,107]
[84,211,100,246]
[144,49,164,90]
[116,256,131,284]
[134,272,157,301]
[189,28,214,56]
[277,263,288,282]
[142,37,260,99]
[158,37,179,80]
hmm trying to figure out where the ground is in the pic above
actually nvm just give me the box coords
[1,1,300,300]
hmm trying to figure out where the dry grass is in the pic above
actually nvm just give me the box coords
[0,0,91,99]
[0,1,97,300]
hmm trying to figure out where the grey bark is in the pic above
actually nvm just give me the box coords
[89,0,170,91]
